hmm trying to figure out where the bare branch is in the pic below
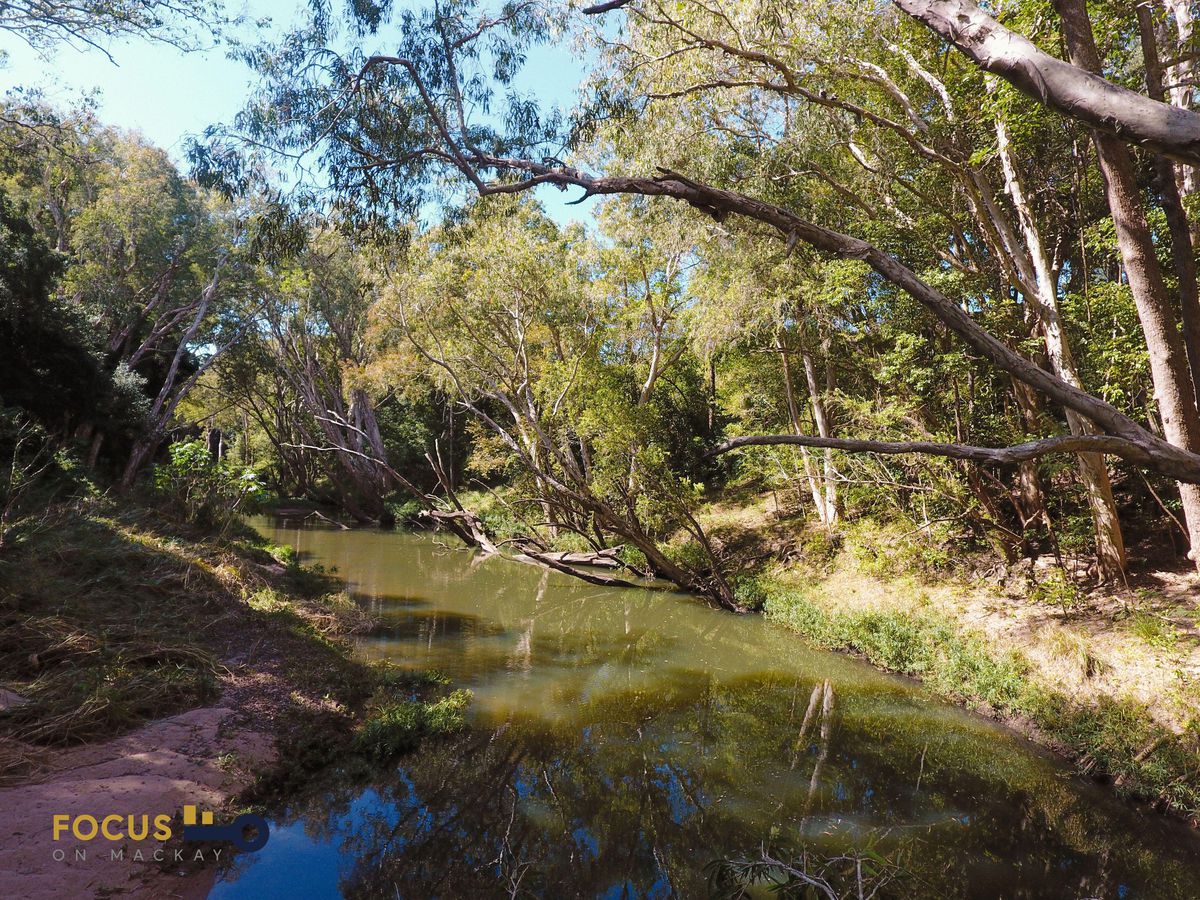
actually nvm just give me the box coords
[710,433,1154,468]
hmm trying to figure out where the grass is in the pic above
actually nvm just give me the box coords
[1129,613,1180,651]
[353,662,469,762]
[0,498,378,779]
[1,494,477,802]
[1029,570,1086,612]
[355,689,471,761]
[758,574,1200,820]
[1045,625,1106,679]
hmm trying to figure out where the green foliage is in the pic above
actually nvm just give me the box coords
[732,574,769,611]
[1029,570,1085,613]
[0,191,114,437]
[385,497,425,524]
[373,664,451,688]
[355,689,471,761]
[153,440,264,528]
[844,520,953,579]
[0,0,225,52]
[1129,613,1179,651]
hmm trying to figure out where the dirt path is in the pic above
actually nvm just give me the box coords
[0,703,275,899]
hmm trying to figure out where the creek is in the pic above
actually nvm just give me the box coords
[209,516,1200,898]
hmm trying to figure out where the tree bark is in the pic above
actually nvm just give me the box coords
[1010,378,1050,534]
[800,340,839,526]
[711,433,1157,466]
[778,333,832,525]
[893,0,1200,165]
[1136,2,1200,412]
[1055,0,1200,564]
[994,109,1126,579]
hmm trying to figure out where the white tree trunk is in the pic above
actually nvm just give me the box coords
[994,111,1126,579]
[894,0,1200,165]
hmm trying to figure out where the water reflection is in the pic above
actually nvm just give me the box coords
[210,519,1200,898]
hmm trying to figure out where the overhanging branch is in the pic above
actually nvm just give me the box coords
[710,433,1154,468]
[585,0,1200,166]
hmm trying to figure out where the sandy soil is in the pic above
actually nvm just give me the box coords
[0,700,275,900]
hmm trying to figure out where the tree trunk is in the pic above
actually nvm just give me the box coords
[85,430,104,470]
[994,109,1126,579]
[893,0,1200,165]
[1010,379,1050,535]
[1164,0,1199,197]
[800,342,839,526]
[1137,3,1200,412]
[349,388,393,500]
[1056,0,1200,565]
[778,334,832,526]
[121,434,161,491]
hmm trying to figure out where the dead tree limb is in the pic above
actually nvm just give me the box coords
[709,433,1153,467]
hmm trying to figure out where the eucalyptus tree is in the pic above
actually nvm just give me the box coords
[377,196,739,607]
[591,0,1140,575]
[892,0,1200,166]
[0,0,226,56]
[687,237,847,530]
[0,107,264,482]
[219,0,1200,574]
[255,228,396,519]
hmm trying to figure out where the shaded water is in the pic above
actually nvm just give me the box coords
[211,518,1200,898]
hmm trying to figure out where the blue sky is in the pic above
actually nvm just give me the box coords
[0,0,596,224]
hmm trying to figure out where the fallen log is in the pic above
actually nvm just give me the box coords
[514,549,642,589]
[531,547,625,569]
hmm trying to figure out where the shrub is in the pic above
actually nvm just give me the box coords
[153,439,264,529]
[355,689,471,761]
[1029,570,1084,612]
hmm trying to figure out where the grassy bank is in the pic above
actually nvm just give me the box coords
[0,498,466,794]
[687,485,1200,823]
[741,560,1200,822]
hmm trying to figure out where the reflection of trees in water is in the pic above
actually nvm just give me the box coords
[241,526,1200,897]
[263,674,1200,899]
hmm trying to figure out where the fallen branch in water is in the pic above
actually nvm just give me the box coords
[513,548,642,589]
[529,547,625,569]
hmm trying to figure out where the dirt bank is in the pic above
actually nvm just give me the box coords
[0,505,377,898]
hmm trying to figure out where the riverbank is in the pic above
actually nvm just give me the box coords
[699,491,1200,823]
[4,495,1198,897]
[0,501,412,898]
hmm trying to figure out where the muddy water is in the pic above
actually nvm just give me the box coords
[209,518,1200,898]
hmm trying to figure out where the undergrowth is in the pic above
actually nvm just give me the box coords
[355,688,471,760]
[0,494,476,805]
[0,498,375,780]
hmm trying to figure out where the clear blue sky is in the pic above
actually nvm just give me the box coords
[0,0,596,224]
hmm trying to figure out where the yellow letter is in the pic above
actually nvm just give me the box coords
[127,815,149,841]
[101,815,123,841]
[153,814,172,841]
[73,815,98,841]
[52,815,70,841]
